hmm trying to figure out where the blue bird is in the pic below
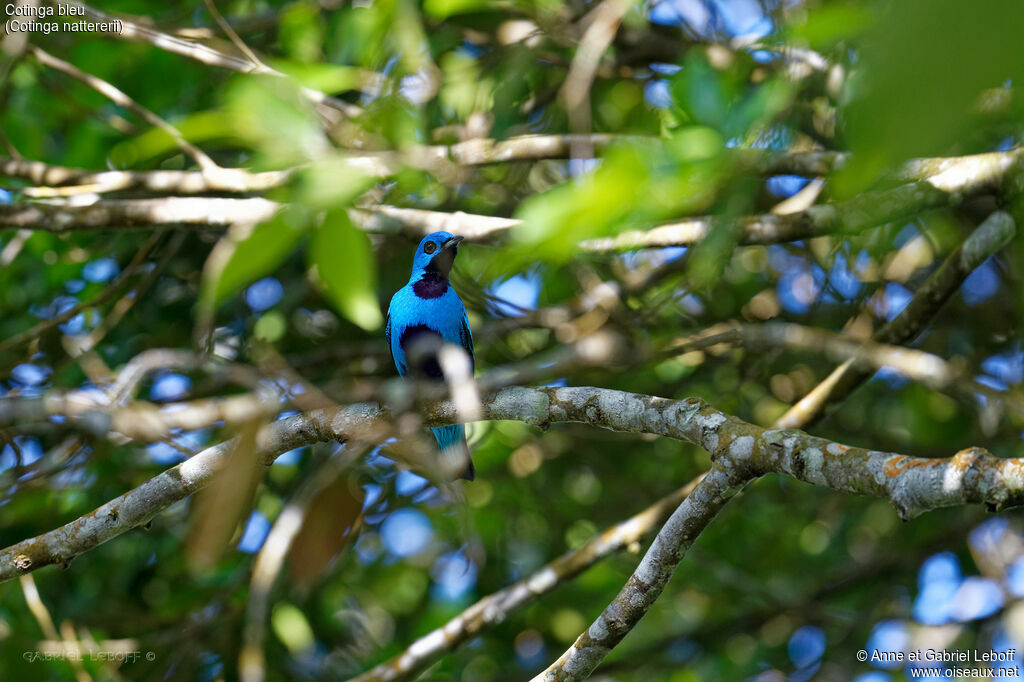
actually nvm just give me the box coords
[386,231,475,481]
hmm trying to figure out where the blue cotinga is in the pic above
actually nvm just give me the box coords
[386,232,475,480]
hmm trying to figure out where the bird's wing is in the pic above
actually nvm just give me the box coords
[385,310,409,376]
[458,313,475,372]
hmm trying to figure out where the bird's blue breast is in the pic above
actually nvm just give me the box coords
[386,284,472,377]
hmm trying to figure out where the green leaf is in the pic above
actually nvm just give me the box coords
[225,74,328,165]
[109,110,234,167]
[440,50,492,118]
[309,210,383,330]
[789,3,874,48]
[838,0,1024,193]
[670,52,793,140]
[278,1,325,63]
[671,55,730,131]
[271,602,315,654]
[200,206,309,311]
[424,0,490,22]
[504,129,724,272]
[291,157,375,209]
[271,60,367,94]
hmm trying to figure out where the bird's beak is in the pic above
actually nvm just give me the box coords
[442,236,464,250]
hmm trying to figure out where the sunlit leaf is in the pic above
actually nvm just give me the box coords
[309,209,383,330]
[838,0,1024,192]
[278,1,325,62]
[506,129,725,270]
[789,3,875,48]
[199,206,310,311]
[670,52,793,140]
[271,602,316,654]
[440,50,492,118]
[225,74,328,165]
[108,110,235,167]
[271,61,369,94]
[291,157,375,209]
[424,0,491,21]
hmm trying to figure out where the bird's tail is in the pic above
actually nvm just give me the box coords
[431,424,475,481]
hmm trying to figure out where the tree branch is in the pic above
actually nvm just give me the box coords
[1,159,291,195]
[3,144,1014,209]
[532,466,740,682]
[0,197,280,231]
[7,146,1013,248]
[1,385,1022,587]
[1,134,643,195]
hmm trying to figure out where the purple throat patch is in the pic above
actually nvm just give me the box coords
[413,272,449,299]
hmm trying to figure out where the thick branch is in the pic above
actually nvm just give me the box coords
[0,197,279,231]
[0,159,291,195]
[0,408,336,583]
[1,385,1022,585]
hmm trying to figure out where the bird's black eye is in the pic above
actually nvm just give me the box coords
[423,241,437,255]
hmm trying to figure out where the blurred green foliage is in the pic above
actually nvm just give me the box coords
[0,0,1022,681]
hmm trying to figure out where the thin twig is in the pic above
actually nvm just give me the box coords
[0,229,32,268]
[346,472,707,682]
[668,320,1024,419]
[20,574,92,682]
[0,231,163,356]
[776,210,1017,429]
[201,0,265,69]
[50,0,362,120]
[66,231,187,356]
[30,46,217,171]
[561,0,636,160]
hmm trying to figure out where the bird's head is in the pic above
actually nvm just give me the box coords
[411,231,464,279]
